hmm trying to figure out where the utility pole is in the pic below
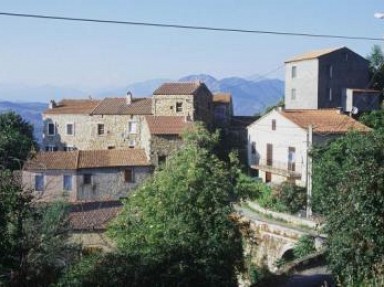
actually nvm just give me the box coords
[306,125,313,218]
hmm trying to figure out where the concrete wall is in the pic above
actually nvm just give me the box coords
[42,114,144,151]
[343,89,381,113]
[23,166,152,202]
[247,110,308,186]
[285,60,319,109]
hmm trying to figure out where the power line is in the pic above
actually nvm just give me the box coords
[0,11,383,42]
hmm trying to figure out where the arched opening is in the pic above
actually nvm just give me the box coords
[281,248,295,261]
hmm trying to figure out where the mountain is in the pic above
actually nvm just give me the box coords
[179,74,283,115]
[0,74,284,144]
[0,101,47,143]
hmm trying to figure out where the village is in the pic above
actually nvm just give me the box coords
[1,45,383,287]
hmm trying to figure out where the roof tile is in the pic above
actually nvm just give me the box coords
[280,109,371,134]
[43,99,101,115]
[213,93,232,104]
[91,97,152,115]
[153,82,202,95]
[145,116,194,135]
[285,47,343,63]
[24,149,150,170]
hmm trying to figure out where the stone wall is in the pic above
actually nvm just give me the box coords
[152,95,194,118]
[23,166,152,202]
[148,135,184,166]
[43,114,145,151]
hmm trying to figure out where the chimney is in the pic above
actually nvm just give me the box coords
[126,91,133,105]
[49,100,56,109]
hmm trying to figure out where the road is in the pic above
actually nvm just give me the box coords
[277,267,334,287]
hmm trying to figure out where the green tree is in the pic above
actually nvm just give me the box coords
[0,111,37,171]
[367,45,384,91]
[0,170,80,287]
[360,109,384,130]
[107,124,243,286]
[312,130,384,285]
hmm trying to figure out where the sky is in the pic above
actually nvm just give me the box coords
[0,0,384,98]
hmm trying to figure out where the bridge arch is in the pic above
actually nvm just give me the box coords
[279,243,296,261]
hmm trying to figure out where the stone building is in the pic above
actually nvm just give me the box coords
[284,47,381,112]
[23,149,152,201]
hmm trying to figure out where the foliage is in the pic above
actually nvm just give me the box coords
[293,235,316,259]
[367,45,384,91]
[104,123,243,287]
[312,129,384,285]
[0,170,80,287]
[0,111,37,171]
[359,109,384,130]
[278,182,306,214]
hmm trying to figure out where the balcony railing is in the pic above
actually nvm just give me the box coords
[250,158,302,179]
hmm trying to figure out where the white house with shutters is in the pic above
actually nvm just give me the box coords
[247,108,371,187]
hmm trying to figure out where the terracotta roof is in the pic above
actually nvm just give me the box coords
[91,97,152,115]
[78,149,150,168]
[43,99,101,115]
[213,93,232,104]
[145,116,194,135]
[153,82,203,95]
[280,109,371,134]
[69,201,123,231]
[24,149,150,171]
[23,151,80,170]
[285,47,343,63]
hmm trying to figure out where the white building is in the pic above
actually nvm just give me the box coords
[247,108,370,187]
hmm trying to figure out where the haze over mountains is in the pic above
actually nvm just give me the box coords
[0,74,283,142]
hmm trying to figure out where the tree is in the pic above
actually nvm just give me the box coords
[106,123,243,286]
[0,170,80,287]
[367,45,384,91]
[312,130,384,285]
[360,109,384,130]
[0,111,37,171]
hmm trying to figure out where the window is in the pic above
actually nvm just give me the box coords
[83,174,92,185]
[251,142,256,154]
[288,147,296,171]
[124,169,134,183]
[328,88,333,102]
[45,145,58,152]
[128,121,137,134]
[35,174,44,191]
[158,155,167,166]
[272,119,276,130]
[48,123,55,136]
[329,65,333,79]
[63,175,73,191]
[176,102,183,112]
[66,123,74,135]
[291,88,296,100]
[97,124,105,136]
[291,66,297,78]
[64,145,75,152]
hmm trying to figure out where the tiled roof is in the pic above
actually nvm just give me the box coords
[24,149,150,171]
[91,97,152,115]
[78,149,150,168]
[285,47,343,63]
[280,109,371,134]
[43,99,101,115]
[23,151,80,170]
[145,116,194,135]
[153,82,202,95]
[69,201,123,231]
[213,93,232,104]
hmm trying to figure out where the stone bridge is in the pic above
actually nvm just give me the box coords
[235,202,326,273]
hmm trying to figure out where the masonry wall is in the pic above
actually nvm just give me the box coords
[42,114,145,151]
[148,135,184,166]
[152,95,194,118]
[23,166,152,202]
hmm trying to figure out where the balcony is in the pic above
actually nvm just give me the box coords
[250,158,302,179]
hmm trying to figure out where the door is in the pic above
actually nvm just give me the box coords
[265,172,272,183]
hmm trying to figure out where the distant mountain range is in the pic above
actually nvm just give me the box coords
[0,74,284,143]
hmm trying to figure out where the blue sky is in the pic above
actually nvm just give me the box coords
[0,0,383,94]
